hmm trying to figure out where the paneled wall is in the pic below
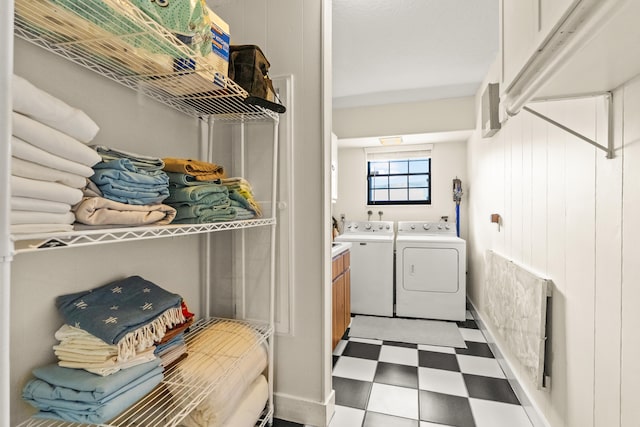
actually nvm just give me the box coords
[333,140,468,235]
[467,76,640,426]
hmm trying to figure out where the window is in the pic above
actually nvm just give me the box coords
[366,149,431,205]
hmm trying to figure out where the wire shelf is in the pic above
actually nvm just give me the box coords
[17,318,274,427]
[13,0,279,121]
[11,217,276,254]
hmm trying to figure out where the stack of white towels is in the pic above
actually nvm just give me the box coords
[10,75,102,234]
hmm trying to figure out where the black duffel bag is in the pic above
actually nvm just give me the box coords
[228,44,286,114]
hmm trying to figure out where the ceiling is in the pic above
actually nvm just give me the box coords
[332,0,499,109]
[332,0,499,146]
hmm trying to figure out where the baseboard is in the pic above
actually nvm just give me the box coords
[274,389,335,427]
[468,301,551,427]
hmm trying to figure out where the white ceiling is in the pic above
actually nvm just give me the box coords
[332,0,499,109]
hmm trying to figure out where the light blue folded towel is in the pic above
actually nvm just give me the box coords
[25,368,163,424]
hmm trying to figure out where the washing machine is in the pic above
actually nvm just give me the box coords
[395,221,466,321]
[335,221,394,317]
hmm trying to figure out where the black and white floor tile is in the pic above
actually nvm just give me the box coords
[275,309,534,427]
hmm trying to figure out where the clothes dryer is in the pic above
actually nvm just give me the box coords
[335,221,394,317]
[395,221,466,321]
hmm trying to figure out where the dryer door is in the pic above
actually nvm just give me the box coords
[402,247,460,293]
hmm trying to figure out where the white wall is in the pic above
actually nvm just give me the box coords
[467,69,640,426]
[333,96,475,139]
[333,141,468,237]
[209,1,332,425]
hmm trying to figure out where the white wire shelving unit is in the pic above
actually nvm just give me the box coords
[12,218,276,254]
[16,318,274,427]
[13,0,279,122]
[6,0,281,426]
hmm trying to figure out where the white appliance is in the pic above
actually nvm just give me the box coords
[395,221,466,321]
[335,220,394,317]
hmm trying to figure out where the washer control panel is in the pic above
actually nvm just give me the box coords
[343,221,394,234]
[397,221,455,235]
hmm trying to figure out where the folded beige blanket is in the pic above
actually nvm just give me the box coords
[176,321,268,427]
[54,325,158,376]
[73,197,177,226]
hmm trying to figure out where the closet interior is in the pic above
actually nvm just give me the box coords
[2,0,281,426]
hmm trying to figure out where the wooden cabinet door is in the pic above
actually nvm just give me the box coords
[332,273,345,349]
[343,268,351,332]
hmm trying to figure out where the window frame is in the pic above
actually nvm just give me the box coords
[366,157,432,206]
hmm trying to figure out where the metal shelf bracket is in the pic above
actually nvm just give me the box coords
[523,92,614,159]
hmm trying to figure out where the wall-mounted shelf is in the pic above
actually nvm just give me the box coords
[16,318,273,427]
[11,218,276,254]
[13,0,279,122]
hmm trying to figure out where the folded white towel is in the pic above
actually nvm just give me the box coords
[12,74,99,142]
[11,197,71,214]
[10,210,75,225]
[12,157,87,188]
[12,136,95,178]
[12,112,102,166]
[11,224,74,234]
[11,175,83,205]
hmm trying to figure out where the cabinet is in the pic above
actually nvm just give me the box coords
[2,1,280,426]
[331,250,350,349]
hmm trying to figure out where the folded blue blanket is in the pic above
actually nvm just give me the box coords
[165,171,221,187]
[154,333,185,355]
[25,368,163,424]
[55,276,184,351]
[92,161,169,186]
[169,192,230,208]
[166,183,228,203]
[174,203,232,221]
[93,159,168,176]
[92,145,165,171]
[24,359,162,404]
[97,183,170,205]
[228,189,257,213]
[172,207,237,224]
[232,205,256,220]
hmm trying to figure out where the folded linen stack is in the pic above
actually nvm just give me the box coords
[10,75,102,234]
[90,147,170,205]
[162,158,262,223]
[22,359,164,424]
[22,276,194,424]
[73,146,177,227]
[221,177,262,218]
[162,158,236,224]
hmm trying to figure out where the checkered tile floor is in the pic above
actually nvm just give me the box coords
[275,309,534,427]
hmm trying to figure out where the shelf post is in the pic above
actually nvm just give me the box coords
[0,0,13,424]
[268,115,279,425]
